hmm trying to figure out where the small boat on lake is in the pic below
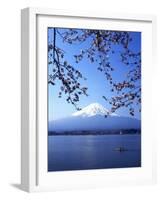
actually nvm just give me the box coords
[114,147,127,152]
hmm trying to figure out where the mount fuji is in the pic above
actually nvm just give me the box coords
[48,103,141,132]
[72,103,118,117]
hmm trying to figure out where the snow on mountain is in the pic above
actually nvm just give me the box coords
[72,103,118,117]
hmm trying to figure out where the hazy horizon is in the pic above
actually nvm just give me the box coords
[48,102,141,121]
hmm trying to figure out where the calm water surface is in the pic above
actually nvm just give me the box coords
[48,135,141,171]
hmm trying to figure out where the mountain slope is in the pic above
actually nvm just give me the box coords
[49,115,141,132]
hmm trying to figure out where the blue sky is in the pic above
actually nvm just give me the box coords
[48,28,141,121]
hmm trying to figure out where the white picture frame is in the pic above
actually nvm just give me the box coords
[21,7,157,192]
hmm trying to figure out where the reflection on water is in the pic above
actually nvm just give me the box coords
[48,135,141,172]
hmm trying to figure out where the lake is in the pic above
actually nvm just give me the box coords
[48,134,141,171]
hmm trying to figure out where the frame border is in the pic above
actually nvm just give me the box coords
[21,7,157,192]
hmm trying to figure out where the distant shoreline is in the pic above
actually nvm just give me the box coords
[48,133,141,136]
[48,129,141,136]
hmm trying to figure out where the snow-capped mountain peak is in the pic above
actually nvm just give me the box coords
[72,103,118,117]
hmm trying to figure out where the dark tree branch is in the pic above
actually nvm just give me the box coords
[48,28,141,116]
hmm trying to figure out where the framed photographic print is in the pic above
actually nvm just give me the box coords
[21,8,156,192]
